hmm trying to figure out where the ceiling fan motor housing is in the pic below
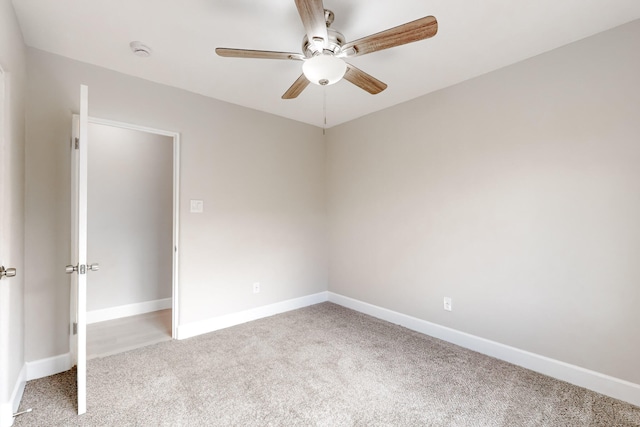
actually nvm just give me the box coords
[302,9,345,57]
[302,28,345,57]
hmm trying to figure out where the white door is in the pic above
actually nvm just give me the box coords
[0,63,15,423]
[0,66,6,391]
[67,84,95,415]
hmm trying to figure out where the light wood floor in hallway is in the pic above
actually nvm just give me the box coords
[87,309,172,359]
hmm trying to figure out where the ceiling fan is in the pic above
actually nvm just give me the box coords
[216,0,438,99]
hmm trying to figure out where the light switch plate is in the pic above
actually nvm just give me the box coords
[190,199,204,213]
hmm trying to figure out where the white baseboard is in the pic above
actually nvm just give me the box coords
[87,298,172,324]
[328,292,640,407]
[0,364,26,427]
[23,292,328,380]
[25,353,72,381]
[177,292,329,340]
[21,292,640,408]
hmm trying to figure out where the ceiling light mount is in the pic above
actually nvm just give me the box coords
[129,41,152,58]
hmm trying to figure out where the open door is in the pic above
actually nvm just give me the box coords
[67,85,97,415]
[0,63,17,425]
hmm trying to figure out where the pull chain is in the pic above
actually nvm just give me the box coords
[323,88,327,135]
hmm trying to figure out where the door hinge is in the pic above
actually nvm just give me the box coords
[74,137,79,150]
[72,322,78,335]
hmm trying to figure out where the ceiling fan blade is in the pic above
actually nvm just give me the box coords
[216,48,305,61]
[344,64,387,95]
[294,0,328,49]
[340,15,438,58]
[282,74,310,99]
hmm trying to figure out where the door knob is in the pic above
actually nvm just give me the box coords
[66,265,78,274]
[88,263,99,272]
[0,266,17,279]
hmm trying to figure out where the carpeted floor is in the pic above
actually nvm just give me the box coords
[13,303,640,426]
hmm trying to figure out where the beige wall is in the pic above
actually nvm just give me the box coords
[24,48,327,361]
[87,124,173,311]
[0,0,26,413]
[19,8,640,391]
[327,20,640,384]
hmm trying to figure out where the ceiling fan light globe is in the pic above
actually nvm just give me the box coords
[302,54,346,86]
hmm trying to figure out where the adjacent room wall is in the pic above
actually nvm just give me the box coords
[327,20,640,385]
[0,0,27,422]
[87,123,173,312]
[24,48,327,362]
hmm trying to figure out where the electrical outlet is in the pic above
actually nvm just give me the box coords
[443,297,452,311]
[253,282,260,294]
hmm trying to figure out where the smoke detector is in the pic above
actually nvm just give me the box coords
[130,41,152,57]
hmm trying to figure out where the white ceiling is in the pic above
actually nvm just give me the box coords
[11,0,640,128]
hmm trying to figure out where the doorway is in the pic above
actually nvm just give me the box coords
[84,118,179,358]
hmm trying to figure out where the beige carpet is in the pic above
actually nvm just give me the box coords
[13,303,640,426]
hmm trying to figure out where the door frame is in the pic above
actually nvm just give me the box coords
[78,116,181,339]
